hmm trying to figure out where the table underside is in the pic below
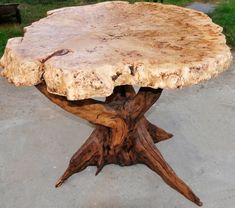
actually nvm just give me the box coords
[36,83,202,206]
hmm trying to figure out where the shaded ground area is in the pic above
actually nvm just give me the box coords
[186,2,216,13]
[0,53,234,208]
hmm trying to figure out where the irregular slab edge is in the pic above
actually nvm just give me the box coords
[0,1,233,100]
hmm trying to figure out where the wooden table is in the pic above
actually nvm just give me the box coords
[0,2,232,206]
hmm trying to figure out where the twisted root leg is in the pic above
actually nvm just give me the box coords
[136,122,202,206]
[55,118,202,206]
[105,85,173,144]
[37,83,202,206]
[55,126,105,187]
[145,119,173,143]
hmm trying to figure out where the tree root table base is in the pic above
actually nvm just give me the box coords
[36,83,202,206]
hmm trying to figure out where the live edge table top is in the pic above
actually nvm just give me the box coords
[0,1,232,100]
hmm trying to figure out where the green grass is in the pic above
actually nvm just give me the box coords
[164,0,192,6]
[209,0,235,47]
[0,0,192,56]
[128,0,192,5]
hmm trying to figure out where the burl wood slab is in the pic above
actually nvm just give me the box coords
[0,1,232,207]
[0,2,232,100]
[37,82,202,206]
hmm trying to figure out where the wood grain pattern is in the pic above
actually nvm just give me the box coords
[36,83,202,206]
[1,2,232,100]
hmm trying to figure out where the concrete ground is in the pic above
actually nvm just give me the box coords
[0,53,235,208]
[186,2,216,14]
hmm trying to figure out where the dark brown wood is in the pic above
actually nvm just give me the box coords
[36,84,128,149]
[36,83,202,206]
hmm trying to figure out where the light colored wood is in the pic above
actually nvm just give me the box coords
[0,1,232,100]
